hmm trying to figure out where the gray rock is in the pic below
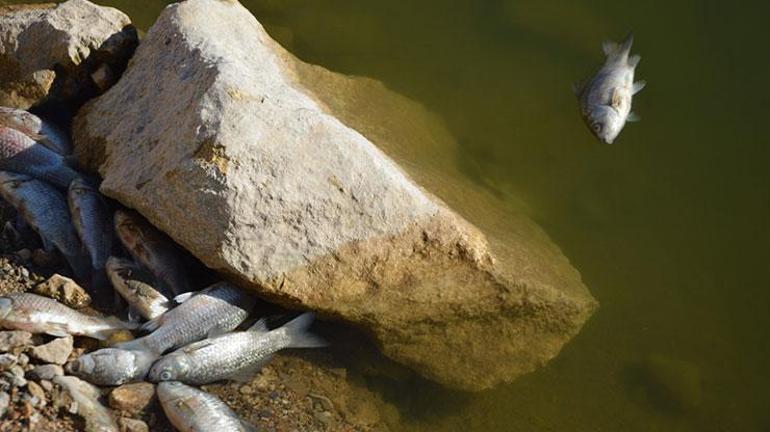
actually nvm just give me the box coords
[0,330,32,352]
[73,0,596,390]
[0,0,138,109]
[2,368,27,387]
[0,391,9,418]
[29,336,73,365]
[28,364,64,381]
[0,354,17,370]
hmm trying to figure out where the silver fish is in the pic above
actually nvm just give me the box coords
[149,313,326,385]
[0,106,72,155]
[66,347,157,386]
[0,125,79,187]
[157,381,257,432]
[0,171,90,279]
[68,178,114,272]
[574,33,646,144]
[114,210,191,296]
[53,375,119,432]
[0,293,136,340]
[106,256,170,321]
[117,282,255,355]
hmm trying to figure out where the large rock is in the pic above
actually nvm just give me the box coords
[74,0,597,391]
[0,0,138,110]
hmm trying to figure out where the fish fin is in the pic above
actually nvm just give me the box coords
[114,336,149,352]
[283,312,329,349]
[632,80,646,94]
[44,324,72,338]
[611,89,623,109]
[173,292,195,304]
[127,306,142,323]
[227,357,272,383]
[140,315,164,332]
[628,54,641,68]
[572,78,588,96]
[627,112,641,122]
[601,40,619,56]
[247,318,270,333]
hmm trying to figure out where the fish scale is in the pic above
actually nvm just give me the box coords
[0,126,79,187]
[120,282,255,355]
[0,171,90,279]
[68,178,113,272]
[158,381,256,432]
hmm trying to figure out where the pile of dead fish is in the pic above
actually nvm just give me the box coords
[0,107,327,431]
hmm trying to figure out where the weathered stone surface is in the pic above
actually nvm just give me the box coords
[118,417,149,432]
[74,0,596,390]
[0,330,32,352]
[33,274,91,308]
[28,364,64,381]
[29,336,73,365]
[108,382,154,415]
[0,0,138,110]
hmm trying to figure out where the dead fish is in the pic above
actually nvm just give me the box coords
[0,171,90,279]
[68,178,114,273]
[114,210,191,296]
[158,381,257,432]
[149,313,326,385]
[106,256,171,321]
[574,32,646,144]
[0,125,79,187]
[66,347,157,386]
[0,293,136,340]
[117,282,255,355]
[0,106,72,155]
[53,375,119,432]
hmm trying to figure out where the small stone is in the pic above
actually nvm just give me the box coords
[109,382,155,415]
[0,392,9,417]
[0,354,17,369]
[0,331,33,352]
[33,274,91,308]
[28,364,64,381]
[39,380,53,392]
[29,336,73,365]
[2,370,27,388]
[26,380,46,407]
[16,353,29,368]
[118,417,149,432]
[309,393,334,412]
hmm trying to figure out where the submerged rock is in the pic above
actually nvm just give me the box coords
[0,0,138,110]
[74,0,596,391]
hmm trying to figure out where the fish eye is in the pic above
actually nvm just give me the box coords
[160,370,172,381]
[592,123,603,133]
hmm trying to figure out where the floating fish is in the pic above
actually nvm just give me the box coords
[117,282,255,355]
[0,106,72,155]
[574,32,646,144]
[53,375,119,432]
[0,171,90,279]
[68,178,114,274]
[66,347,157,386]
[106,256,171,321]
[157,381,257,432]
[149,312,326,385]
[114,210,191,296]
[0,125,79,187]
[0,293,136,340]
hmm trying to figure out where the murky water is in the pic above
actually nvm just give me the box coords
[7,0,770,430]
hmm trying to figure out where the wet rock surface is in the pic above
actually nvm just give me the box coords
[0,0,138,111]
[74,0,596,391]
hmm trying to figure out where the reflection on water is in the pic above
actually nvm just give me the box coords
[7,0,770,430]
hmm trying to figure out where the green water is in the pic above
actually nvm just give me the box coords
[9,0,770,430]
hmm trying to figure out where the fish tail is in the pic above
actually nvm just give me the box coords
[603,32,634,64]
[281,312,328,349]
[114,335,152,352]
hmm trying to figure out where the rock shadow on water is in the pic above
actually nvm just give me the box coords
[621,353,703,415]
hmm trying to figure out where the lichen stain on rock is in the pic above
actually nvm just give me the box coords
[193,137,229,174]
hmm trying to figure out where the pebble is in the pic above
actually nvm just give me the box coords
[118,417,149,432]
[0,392,9,417]
[28,364,64,381]
[29,336,73,365]
[16,353,29,368]
[108,382,155,415]
[33,274,91,308]
[39,380,53,392]
[2,370,27,388]
[26,380,46,407]
[0,330,32,352]
[0,353,17,369]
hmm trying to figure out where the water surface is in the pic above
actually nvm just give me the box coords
[7,1,770,430]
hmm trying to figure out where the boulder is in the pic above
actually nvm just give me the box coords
[0,0,138,110]
[73,0,597,391]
